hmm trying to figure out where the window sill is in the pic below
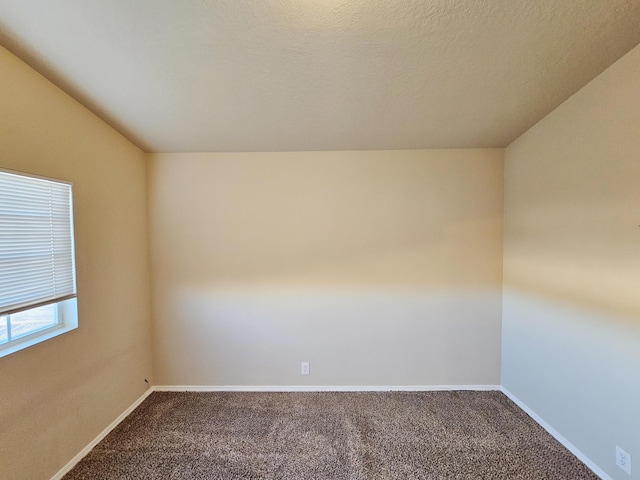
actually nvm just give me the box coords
[0,298,78,359]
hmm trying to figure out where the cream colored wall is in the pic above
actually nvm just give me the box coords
[503,43,640,479]
[0,47,152,480]
[148,150,504,386]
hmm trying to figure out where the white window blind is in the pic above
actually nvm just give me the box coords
[0,170,76,316]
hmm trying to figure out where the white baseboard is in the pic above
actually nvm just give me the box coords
[50,387,154,480]
[500,386,611,480]
[153,384,501,392]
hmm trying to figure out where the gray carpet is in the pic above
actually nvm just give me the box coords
[64,391,597,479]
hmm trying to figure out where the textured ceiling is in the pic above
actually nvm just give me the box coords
[1,1,640,153]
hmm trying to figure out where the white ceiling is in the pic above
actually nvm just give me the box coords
[1,1,639,153]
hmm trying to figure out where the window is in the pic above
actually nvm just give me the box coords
[0,169,78,358]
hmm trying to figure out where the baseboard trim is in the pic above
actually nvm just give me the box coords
[499,387,611,480]
[50,387,154,480]
[153,384,501,392]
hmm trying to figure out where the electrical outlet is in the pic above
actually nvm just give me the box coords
[301,362,310,375]
[616,445,632,475]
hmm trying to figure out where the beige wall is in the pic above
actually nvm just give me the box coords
[502,43,640,479]
[148,150,504,386]
[0,47,152,480]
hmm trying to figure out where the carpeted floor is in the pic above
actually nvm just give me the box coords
[64,391,597,479]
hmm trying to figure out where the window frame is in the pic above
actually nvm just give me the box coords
[0,298,78,358]
[0,168,78,358]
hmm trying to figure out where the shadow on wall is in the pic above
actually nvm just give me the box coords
[150,151,504,287]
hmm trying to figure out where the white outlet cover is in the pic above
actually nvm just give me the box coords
[616,445,632,475]
[301,362,310,375]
